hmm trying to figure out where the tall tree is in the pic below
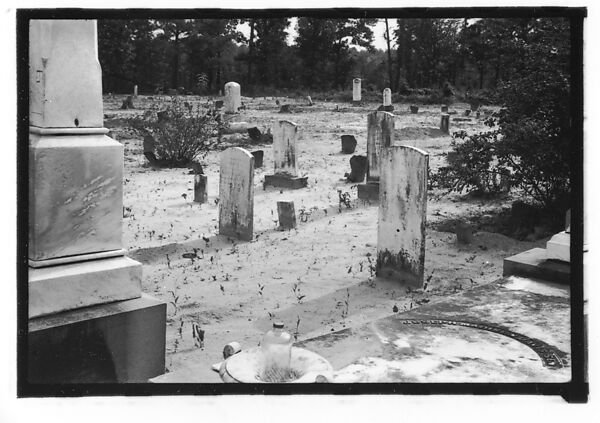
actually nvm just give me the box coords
[383,19,394,90]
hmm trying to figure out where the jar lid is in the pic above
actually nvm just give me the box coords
[273,321,284,329]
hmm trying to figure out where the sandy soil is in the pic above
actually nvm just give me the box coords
[103,94,547,378]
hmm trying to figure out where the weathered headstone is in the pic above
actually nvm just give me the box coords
[251,150,264,168]
[277,201,297,230]
[377,145,429,287]
[218,147,254,241]
[194,174,208,203]
[279,104,293,113]
[133,85,138,98]
[345,155,367,183]
[28,19,164,383]
[264,120,308,189]
[410,105,419,114]
[441,105,448,113]
[224,81,241,114]
[440,114,450,134]
[120,95,134,110]
[357,111,394,201]
[247,127,262,142]
[341,135,357,154]
[352,78,362,103]
[381,88,394,112]
[464,109,471,116]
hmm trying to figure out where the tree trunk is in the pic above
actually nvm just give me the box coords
[384,19,394,90]
[247,20,255,87]
[171,33,179,89]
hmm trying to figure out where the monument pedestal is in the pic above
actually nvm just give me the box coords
[264,174,308,189]
[503,247,570,285]
[357,181,379,202]
[28,294,166,383]
[546,231,571,262]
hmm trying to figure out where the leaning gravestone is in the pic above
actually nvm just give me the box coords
[352,78,362,103]
[440,113,450,134]
[224,81,242,114]
[251,150,264,168]
[357,111,394,201]
[264,120,308,189]
[377,145,429,287]
[341,135,357,154]
[219,147,254,241]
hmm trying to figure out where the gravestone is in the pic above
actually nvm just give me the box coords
[465,109,471,116]
[120,95,134,109]
[247,127,262,142]
[456,221,473,244]
[214,100,224,109]
[219,147,254,241]
[28,19,165,383]
[441,105,448,113]
[264,120,308,189]
[345,155,367,183]
[377,145,429,287]
[341,135,357,154]
[440,114,450,134]
[381,88,394,112]
[357,111,394,201]
[194,174,208,203]
[251,150,264,168]
[410,105,419,114]
[277,201,297,230]
[133,85,138,98]
[352,78,362,103]
[143,134,157,165]
[224,81,241,114]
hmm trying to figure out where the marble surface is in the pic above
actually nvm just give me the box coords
[218,147,254,241]
[352,78,361,101]
[272,120,299,177]
[29,20,103,129]
[224,81,241,114]
[377,145,429,286]
[546,231,570,262]
[29,256,142,318]
[29,133,123,261]
[366,111,394,182]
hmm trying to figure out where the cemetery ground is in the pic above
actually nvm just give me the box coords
[105,95,559,380]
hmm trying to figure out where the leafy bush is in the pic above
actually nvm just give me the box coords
[431,18,571,214]
[128,98,224,167]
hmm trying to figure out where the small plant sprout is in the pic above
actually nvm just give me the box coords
[191,321,204,349]
[341,289,350,320]
[292,283,305,304]
[337,190,352,212]
[168,290,179,315]
[293,315,301,341]
[258,283,265,296]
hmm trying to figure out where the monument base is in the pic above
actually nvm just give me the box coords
[377,105,394,112]
[357,182,379,202]
[352,101,363,106]
[264,174,308,189]
[376,266,423,287]
[29,256,142,319]
[28,294,166,383]
[546,231,570,262]
[503,247,570,285]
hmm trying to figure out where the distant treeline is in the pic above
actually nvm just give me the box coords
[98,17,570,98]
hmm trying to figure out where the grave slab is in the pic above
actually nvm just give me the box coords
[264,174,308,189]
[28,294,166,383]
[503,247,570,285]
[29,255,142,318]
[357,182,379,202]
[219,147,254,241]
[297,276,570,383]
[377,146,429,287]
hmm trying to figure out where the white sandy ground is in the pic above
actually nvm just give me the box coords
[104,95,549,378]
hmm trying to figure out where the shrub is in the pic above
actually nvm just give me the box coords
[129,97,224,167]
[431,18,571,216]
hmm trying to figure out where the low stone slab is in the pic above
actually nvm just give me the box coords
[357,182,379,202]
[264,174,308,189]
[28,294,166,383]
[503,247,570,285]
[29,256,142,319]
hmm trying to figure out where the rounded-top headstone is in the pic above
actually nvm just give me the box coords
[352,78,362,102]
[341,135,357,154]
[224,82,242,114]
[383,88,392,107]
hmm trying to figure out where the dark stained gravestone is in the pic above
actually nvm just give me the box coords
[341,135,357,154]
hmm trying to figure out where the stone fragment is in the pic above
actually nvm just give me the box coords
[194,174,208,203]
[277,201,297,230]
[251,150,264,168]
[341,135,357,154]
